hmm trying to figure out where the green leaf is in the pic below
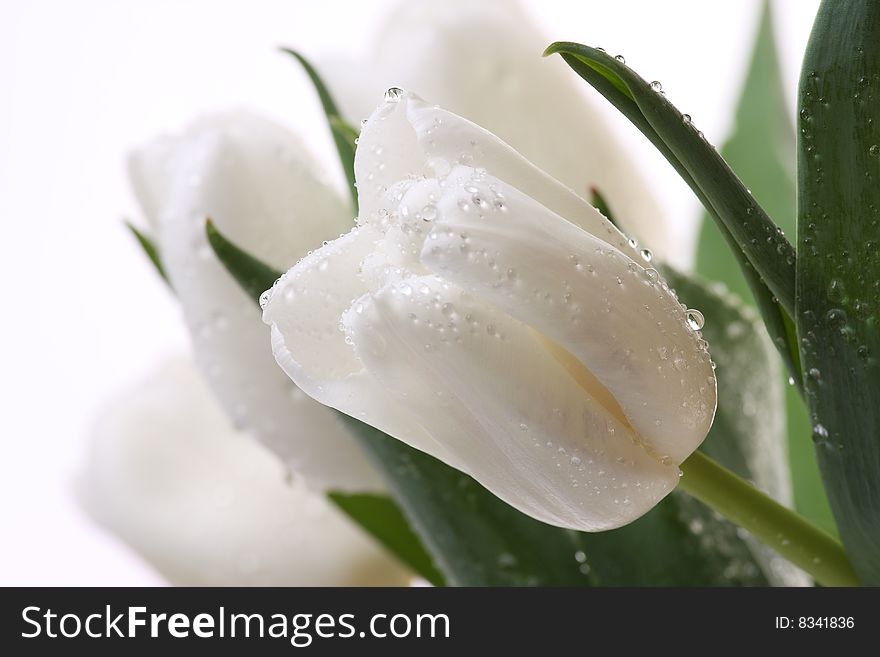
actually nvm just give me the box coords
[125,221,169,286]
[280,48,358,211]
[589,187,614,224]
[205,219,280,305]
[206,220,784,585]
[797,0,880,584]
[545,41,799,376]
[327,491,445,586]
[694,1,836,536]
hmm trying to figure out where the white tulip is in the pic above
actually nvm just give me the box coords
[78,358,411,586]
[322,0,679,265]
[263,91,717,532]
[128,112,383,492]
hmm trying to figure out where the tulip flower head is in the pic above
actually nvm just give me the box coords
[78,358,411,586]
[128,113,383,493]
[263,90,717,532]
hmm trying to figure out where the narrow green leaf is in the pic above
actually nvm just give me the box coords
[280,48,358,211]
[695,2,835,535]
[545,41,795,314]
[589,187,614,226]
[206,220,783,585]
[797,0,880,584]
[327,491,445,586]
[125,221,169,286]
[545,41,799,378]
[697,2,794,301]
[205,219,280,305]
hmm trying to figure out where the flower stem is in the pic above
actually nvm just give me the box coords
[678,450,858,586]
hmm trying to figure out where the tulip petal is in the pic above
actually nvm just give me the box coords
[342,274,679,531]
[355,92,640,261]
[78,358,410,586]
[419,168,717,464]
[129,112,383,492]
[263,226,455,466]
[322,0,678,264]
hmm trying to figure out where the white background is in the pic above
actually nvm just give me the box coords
[0,0,819,585]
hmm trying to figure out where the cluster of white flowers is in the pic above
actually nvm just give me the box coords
[81,0,714,585]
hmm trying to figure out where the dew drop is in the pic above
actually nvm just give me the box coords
[627,237,638,249]
[259,290,271,310]
[649,80,663,92]
[384,87,404,102]
[811,423,829,442]
[639,248,653,262]
[574,550,587,564]
[614,54,626,64]
[682,113,692,125]
[421,204,437,222]
[870,144,880,157]
[497,553,516,568]
[686,309,705,330]
[825,308,848,328]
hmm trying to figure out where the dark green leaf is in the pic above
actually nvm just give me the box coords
[589,187,614,226]
[205,219,280,305]
[206,219,784,585]
[125,221,169,286]
[327,491,445,586]
[797,0,880,584]
[280,48,358,211]
[545,41,799,377]
[694,1,836,535]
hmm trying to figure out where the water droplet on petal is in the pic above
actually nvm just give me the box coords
[384,87,404,102]
[639,248,653,262]
[686,309,705,330]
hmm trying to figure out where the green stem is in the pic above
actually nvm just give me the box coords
[679,450,859,587]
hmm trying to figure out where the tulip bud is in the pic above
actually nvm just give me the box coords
[128,113,383,492]
[78,358,411,586]
[264,92,717,531]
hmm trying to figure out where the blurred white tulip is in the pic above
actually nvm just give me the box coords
[322,0,678,265]
[78,358,411,586]
[263,91,717,532]
[128,113,383,492]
